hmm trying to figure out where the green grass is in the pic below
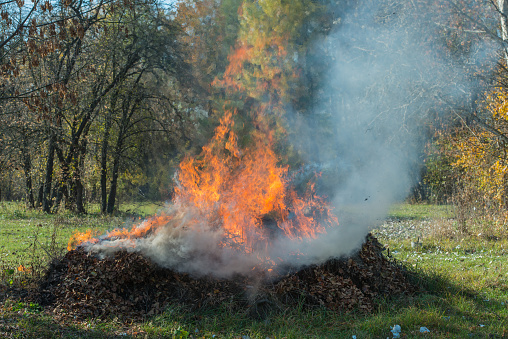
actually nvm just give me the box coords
[0,202,507,338]
[0,201,162,281]
[388,203,456,220]
[0,206,117,269]
[118,201,165,217]
[3,290,505,338]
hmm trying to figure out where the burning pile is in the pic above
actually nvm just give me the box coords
[37,234,414,320]
[40,109,414,320]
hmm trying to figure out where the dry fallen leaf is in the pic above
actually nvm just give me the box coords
[31,233,414,320]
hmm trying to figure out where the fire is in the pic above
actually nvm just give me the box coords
[17,264,31,273]
[68,109,337,268]
[68,215,173,251]
[175,108,336,252]
[68,230,99,251]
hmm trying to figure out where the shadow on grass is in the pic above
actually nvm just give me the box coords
[371,262,508,338]
[142,264,508,338]
[1,258,507,338]
[0,312,137,339]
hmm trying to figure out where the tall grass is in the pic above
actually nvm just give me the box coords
[0,201,162,287]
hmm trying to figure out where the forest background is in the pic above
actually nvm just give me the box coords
[1,0,508,233]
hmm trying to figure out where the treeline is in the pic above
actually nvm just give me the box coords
[0,0,197,213]
[1,0,507,216]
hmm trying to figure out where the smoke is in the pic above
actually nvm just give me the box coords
[83,0,499,278]
[86,202,262,277]
[279,0,497,264]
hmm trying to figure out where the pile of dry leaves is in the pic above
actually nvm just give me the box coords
[34,234,414,320]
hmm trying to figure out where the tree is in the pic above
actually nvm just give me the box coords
[176,0,242,111]
[0,0,193,213]
[499,0,508,63]
[424,0,508,213]
[92,1,192,214]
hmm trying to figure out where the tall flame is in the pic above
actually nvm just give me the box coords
[68,109,337,269]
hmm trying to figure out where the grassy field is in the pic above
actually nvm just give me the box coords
[0,201,163,269]
[0,202,507,338]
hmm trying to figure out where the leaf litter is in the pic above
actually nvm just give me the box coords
[30,234,414,321]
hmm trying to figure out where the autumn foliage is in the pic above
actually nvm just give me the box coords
[424,82,508,235]
[0,0,507,236]
[454,88,508,204]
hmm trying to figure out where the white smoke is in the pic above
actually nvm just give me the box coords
[84,0,498,277]
[85,202,262,277]
[278,0,498,265]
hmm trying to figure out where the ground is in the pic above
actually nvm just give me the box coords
[0,202,507,338]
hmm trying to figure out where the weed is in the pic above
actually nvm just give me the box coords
[10,302,43,314]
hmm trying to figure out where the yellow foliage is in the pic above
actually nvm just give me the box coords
[451,87,508,210]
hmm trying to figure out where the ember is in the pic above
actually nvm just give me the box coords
[37,234,414,320]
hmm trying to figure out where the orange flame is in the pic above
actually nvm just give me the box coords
[68,109,337,258]
[175,109,335,252]
[17,265,31,273]
[67,6,340,264]
[68,230,99,251]
[67,214,174,251]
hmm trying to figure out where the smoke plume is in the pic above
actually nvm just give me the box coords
[279,0,497,265]
[85,0,498,277]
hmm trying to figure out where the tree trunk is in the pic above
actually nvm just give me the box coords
[53,182,65,213]
[21,143,35,208]
[107,155,120,214]
[105,83,142,214]
[74,177,85,214]
[100,96,116,214]
[100,121,111,214]
[42,135,55,213]
[106,105,131,214]
[74,139,87,214]
[61,164,72,210]
[37,184,43,207]
[59,119,92,214]
[499,0,508,64]
[107,120,126,214]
